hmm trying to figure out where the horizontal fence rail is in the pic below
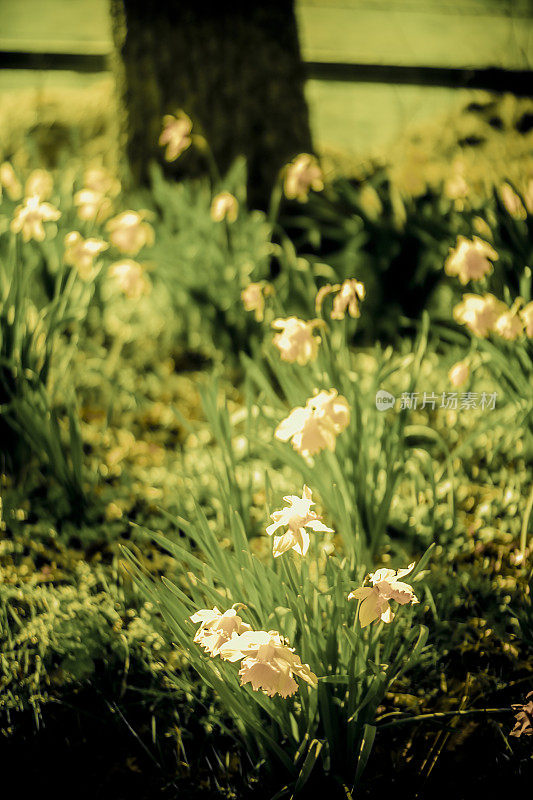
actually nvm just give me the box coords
[0,50,108,72]
[0,50,532,95]
[306,62,533,95]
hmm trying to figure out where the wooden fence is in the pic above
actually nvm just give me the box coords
[1,1,531,151]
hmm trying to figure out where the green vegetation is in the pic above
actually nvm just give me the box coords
[1,0,533,782]
[0,82,532,796]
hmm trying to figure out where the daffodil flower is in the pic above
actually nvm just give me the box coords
[109,259,150,299]
[266,485,333,557]
[453,293,507,338]
[275,389,350,458]
[190,606,251,657]
[493,304,524,341]
[348,563,419,628]
[10,195,60,242]
[241,281,270,322]
[74,188,113,223]
[272,317,323,365]
[211,192,238,223]
[219,630,317,698]
[445,236,497,285]
[448,361,469,387]
[510,692,533,738]
[500,183,527,220]
[84,166,120,197]
[159,111,193,161]
[64,231,108,280]
[317,279,366,320]
[284,154,324,202]
[106,211,155,256]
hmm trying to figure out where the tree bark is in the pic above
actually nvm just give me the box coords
[109,0,313,208]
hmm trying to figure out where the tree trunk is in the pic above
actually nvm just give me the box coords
[109,0,313,208]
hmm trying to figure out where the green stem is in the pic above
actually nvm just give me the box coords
[519,482,533,557]
[268,175,284,229]
[376,707,510,729]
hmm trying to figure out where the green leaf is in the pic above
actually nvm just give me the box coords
[291,739,323,797]
[353,724,376,787]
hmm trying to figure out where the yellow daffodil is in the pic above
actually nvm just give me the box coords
[190,606,251,658]
[74,188,113,223]
[284,153,324,202]
[445,236,498,285]
[272,317,323,365]
[453,293,506,338]
[493,307,524,341]
[106,211,154,255]
[510,692,533,738]
[219,630,317,698]
[266,485,333,557]
[159,111,192,162]
[84,166,120,197]
[241,281,270,322]
[448,360,469,387]
[500,183,527,220]
[210,192,238,223]
[10,195,60,242]
[332,279,366,320]
[316,279,366,320]
[109,259,150,299]
[63,231,108,280]
[348,562,419,628]
[275,389,350,458]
